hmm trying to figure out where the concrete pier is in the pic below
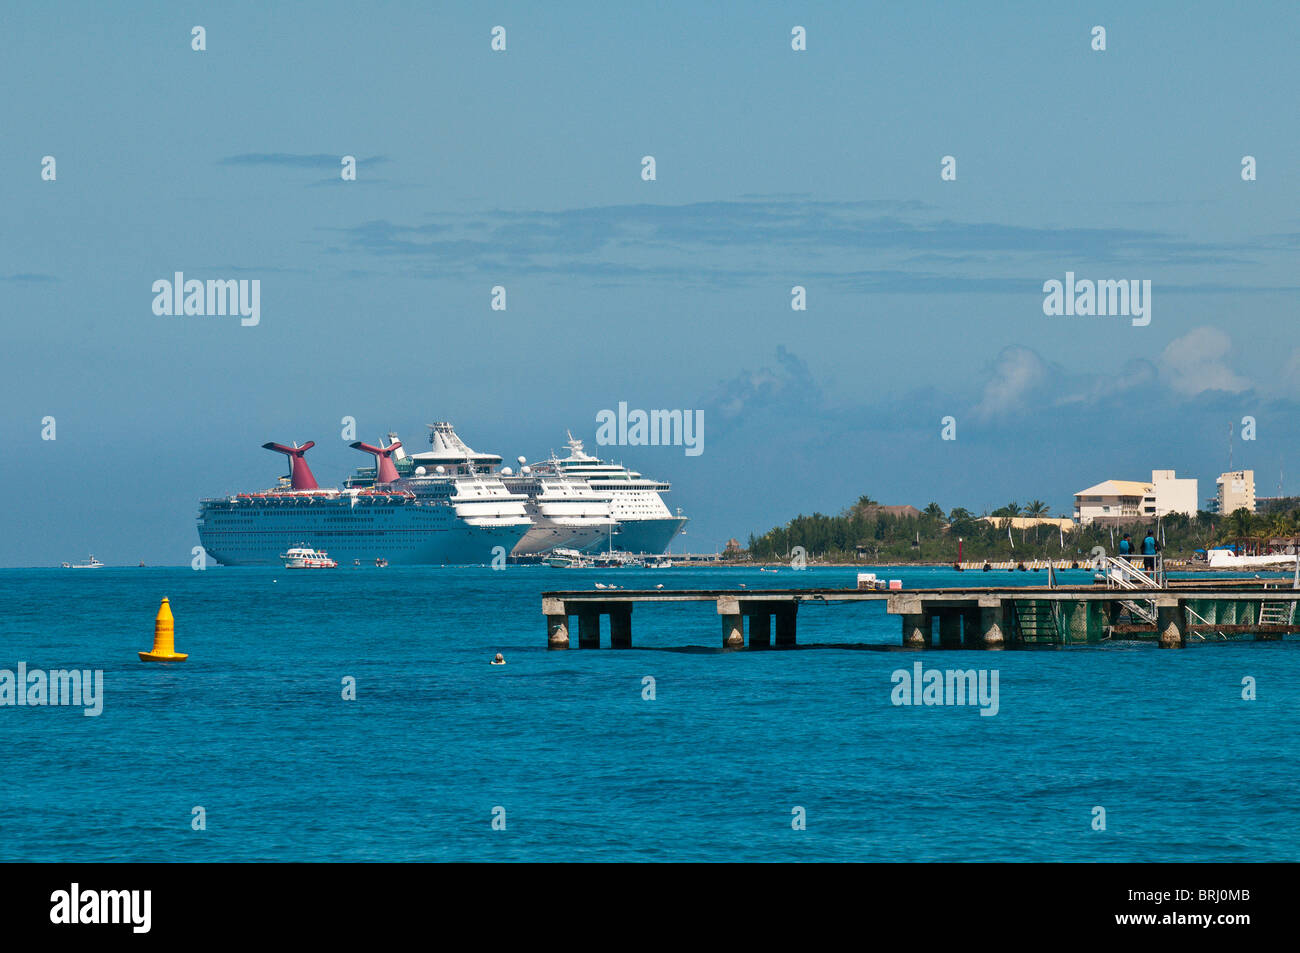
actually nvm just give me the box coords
[542,583,1300,649]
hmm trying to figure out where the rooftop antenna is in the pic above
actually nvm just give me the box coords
[1227,422,1233,471]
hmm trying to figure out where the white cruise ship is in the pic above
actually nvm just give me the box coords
[197,424,532,566]
[501,460,618,556]
[524,434,688,554]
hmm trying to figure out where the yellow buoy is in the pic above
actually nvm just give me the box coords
[139,597,188,662]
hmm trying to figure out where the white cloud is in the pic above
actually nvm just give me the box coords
[1159,327,1250,396]
[974,346,1049,419]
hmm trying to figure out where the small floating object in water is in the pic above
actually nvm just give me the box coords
[491,653,505,665]
[139,597,188,662]
[655,583,664,589]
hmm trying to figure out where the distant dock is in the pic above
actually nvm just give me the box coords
[542,579,1300,650]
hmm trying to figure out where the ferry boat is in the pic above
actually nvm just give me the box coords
[61,555,105,569]
[196,423,532,566]
[280,546,338,569]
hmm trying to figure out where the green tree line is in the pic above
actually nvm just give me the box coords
[743,495,1300,563]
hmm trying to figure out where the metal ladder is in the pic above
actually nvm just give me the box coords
[1095,555,1159,625]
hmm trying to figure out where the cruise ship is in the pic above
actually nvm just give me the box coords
[524,434,688,554]
[196,423,531,565]
[500,461,618,556]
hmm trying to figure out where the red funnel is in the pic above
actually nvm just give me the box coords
[262,441,319,490]
[351,440,403,484]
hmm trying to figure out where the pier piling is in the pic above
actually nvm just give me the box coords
[578,609,601,649]
[938,612,962,648]
[610,605,633,649]
[543,597,569,650]
[1156,598,1185,649]
[750,611,772,649]
[902,613,929,648]
[774,604,798,647]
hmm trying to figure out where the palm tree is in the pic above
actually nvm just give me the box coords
[923,502,946,522]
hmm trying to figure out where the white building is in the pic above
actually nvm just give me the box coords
[1073,470,1198,525]
[1216,470,1255,514]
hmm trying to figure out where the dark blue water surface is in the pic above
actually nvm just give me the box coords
[0,565,1295,861]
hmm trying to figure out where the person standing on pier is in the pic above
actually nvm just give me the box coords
[1142,531,1159,573]
[1119,533,1133,566]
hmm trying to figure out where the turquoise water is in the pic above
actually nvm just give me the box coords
[0,565,1295,861]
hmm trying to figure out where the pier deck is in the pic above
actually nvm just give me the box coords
[541,582,1300,649]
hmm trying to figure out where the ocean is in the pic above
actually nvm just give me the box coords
[1,565,1295,862]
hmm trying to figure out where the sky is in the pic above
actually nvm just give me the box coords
[1,1,1298,565]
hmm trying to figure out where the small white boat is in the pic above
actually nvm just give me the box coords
[1207,549,1298,570]
[62,555,105,569]
[280,546,338,569]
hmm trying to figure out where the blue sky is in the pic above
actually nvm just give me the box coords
[2,1,1298,564]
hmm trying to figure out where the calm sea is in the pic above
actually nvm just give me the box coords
[1,565,1295,862]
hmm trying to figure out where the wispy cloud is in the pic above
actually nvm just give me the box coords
[325,197,1294,292]
[220,153,390,169]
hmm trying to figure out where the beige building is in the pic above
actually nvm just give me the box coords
[1073,470,1198,525]
[977,516,1074,532]
[1216,470,1255,514]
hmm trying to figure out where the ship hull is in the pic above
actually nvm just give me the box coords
[606,516,688,555]
[511,521,612,557]
[198,500,530,566]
